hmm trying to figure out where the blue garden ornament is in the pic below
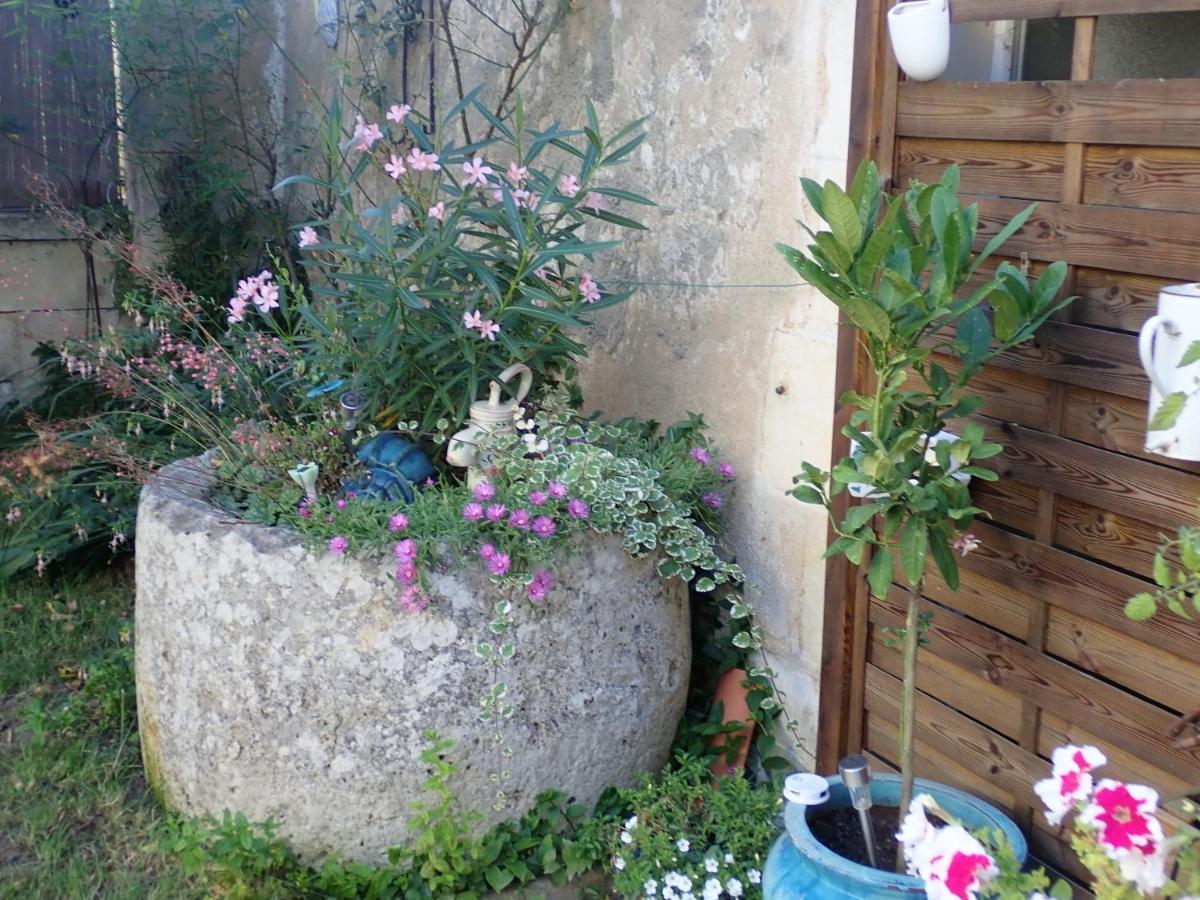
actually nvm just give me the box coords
[342,433,436,503]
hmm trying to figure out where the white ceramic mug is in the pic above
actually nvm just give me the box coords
[782,772,830,807]
[887,0,950,82]
[1139,283,1200,461]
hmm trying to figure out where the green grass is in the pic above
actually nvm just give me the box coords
[0,571,206,899]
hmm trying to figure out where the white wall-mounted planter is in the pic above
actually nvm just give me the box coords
[1139,282,1200,461]
[887,0,951,82]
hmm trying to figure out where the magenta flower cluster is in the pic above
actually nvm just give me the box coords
[689,444,735,510]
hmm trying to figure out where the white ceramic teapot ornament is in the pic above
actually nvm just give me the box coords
[446,362,533,487]
[1139,283,1200,461]
[887,0,950,82]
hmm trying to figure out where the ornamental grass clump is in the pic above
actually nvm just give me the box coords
[779,161,1073,822]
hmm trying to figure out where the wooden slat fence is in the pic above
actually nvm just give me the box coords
[823,0,1200,889]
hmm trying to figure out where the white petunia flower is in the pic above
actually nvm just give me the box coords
[621,830,634,844]
[676,838,691,853]
[614,855,626,871]
[643,878,658,897]
[702,877,722,900]
[726,877,743,897]
[625,815,639,830]
[747,869,761,885]
[724,852,734,864]
[705,858,720,873]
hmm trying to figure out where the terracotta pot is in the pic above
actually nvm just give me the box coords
[708,667,755,778]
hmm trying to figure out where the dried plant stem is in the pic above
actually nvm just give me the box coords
[896,575,923,873]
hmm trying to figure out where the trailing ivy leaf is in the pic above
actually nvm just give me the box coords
[1149,391,1189,431]
[1125,592,1157,621]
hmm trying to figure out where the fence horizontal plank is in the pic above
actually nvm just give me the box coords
[896,138,1064,200]
[1062,385,1200,473]
[899,80,1200,147]
[1085,146,1200,213]
[1055,496,1165,579]
[950,0,1200,21]
[1072,267,1172,333]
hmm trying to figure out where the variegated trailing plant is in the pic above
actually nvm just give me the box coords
[778,161,1073,827]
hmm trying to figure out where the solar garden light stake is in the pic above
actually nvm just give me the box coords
[839,754,879,870]
[338,391,364,450]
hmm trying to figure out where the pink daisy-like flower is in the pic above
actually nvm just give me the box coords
[547,481,567,499]
[478,319,501,341]
[328,535,349,555]
[388,513,409,532]
[462,502,484,521]
[462,155,493,187]
[1034,744,1107,827]
[478,543,497,560]
[385,154,406,180]
[350,115,383,152]
[578,273,601,304]
[689,446,711,464]
[386,103,412,124]
[298,226,319,248]
[529,490,549,507]
[406,147,441,172]
[394,538,417,562]
[485,503,507,521]
[508,508,532,530]
[473,481,496,501]
[567,498,590,519]
[336,498,347,510]
[488,552,511,576]
[297,502,312,519]
[428,201,446,221]
[398,585,429,614]
[531,515,556,538]
[702,492,723,509]
[718,462,735,479]
[395,561,418,583]
[558,173,580,197]
[527,568,555,602]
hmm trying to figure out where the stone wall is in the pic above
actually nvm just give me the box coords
[275,1,856,766]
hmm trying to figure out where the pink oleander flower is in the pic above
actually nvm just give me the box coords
[952,533,981,557]
[488,551,511,576]
[462,155,493,187]
[298,226,319,248]
[507,162,528,183]
[478,542,497,560]
[583,190,606,212]
[350,114,383,152]
[428,201,445,221]
[385,154,406,180]
[254,280,280,313]
[398,584,429,614]
[388,513,409,532]
[689,446,711,464]
[462,502,484,521]
[395,561,418,583]
[1034,744,1107,826]
[702,492,723,509]
[718,462,735,479]
[568,498,589,519]
[579,273,601,303]
[473,481,496,501]
[407,147,441,172]
[328,535,349,555]
[558,173,580,197]
[478,319,500,341]
[547,481,567,499]
[391,204,408,226]
[1080,780,1162,857]
[394,538,417,562]
[527,568,555,602]
[227,295,248,324]
[509,508,532,530]
[486,503,507,521]
[386,103,411,124]
[529,490,549,507]
[531,515,556,538]
[463,309,484,330]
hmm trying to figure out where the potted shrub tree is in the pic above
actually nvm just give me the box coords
[765,161,1072,895]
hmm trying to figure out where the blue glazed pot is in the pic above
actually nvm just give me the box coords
[763,774,1026,899]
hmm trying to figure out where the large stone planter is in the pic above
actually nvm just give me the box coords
[135,456,691,862]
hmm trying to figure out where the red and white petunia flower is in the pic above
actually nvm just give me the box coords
[912,825,997,900]
[1034,744,1107,826]
[1079,779,1162,856]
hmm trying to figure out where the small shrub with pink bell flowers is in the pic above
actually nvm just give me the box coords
[898,744,1200,899]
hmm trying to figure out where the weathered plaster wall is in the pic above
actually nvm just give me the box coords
[277,0,855,765]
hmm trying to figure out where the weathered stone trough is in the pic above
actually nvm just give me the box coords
[135,456,691,862]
